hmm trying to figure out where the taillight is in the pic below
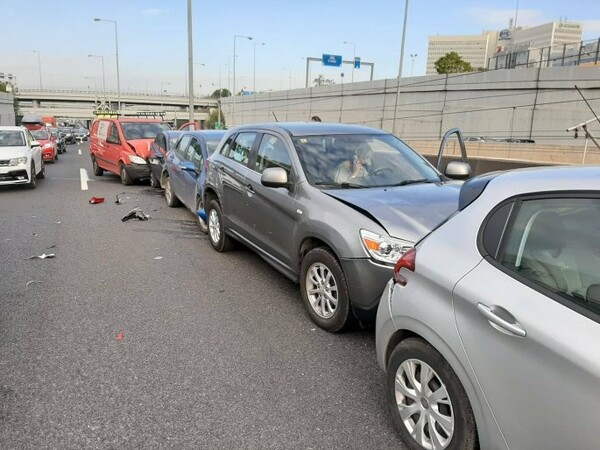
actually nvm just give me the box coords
[204,159,209,172]
[393,248,416,286]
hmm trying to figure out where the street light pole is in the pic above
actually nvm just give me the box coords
[94,18,121,113]
[410,53,417,77]
[187,0,194,123]
[33,50,42,89]
[253,42,265,93]
[392,0,410,134]
[232,35,253,126]
[343,41,356,82]
[88,55,106,94]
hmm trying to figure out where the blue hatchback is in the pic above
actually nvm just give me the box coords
[163,130,226,232]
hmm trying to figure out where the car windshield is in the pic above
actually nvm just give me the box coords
[0,131,25,147]
[121,122,171,140]
[31,129,49,140]
[292,133,441,188]
[59,128,71,133]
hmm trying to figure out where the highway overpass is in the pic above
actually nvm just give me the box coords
[16,88,219,124]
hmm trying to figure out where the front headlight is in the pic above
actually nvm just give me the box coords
[359,229,413,265]
[129,155,146,164]
[42,143,53,149]
[9,157,28,166]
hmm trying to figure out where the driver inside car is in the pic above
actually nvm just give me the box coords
[333,145,373,183]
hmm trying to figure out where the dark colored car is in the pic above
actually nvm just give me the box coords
[163,130,226,232]
[49,127,66,154]
[59,127,75,144]
[74,128,88,141]
[202,123,471,332]
[148,130,182,188]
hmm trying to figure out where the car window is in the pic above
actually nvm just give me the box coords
[224,132,256,166]
[254,134,292,175]
[121,122,170,140]
[155,134,166,153]
[31,129,49,140]
[189,139,203,168]
[0,130,25,146]
[176,136,193,158]
[292,133,439,188]
[499,197,600,316]
[108,124,120,144]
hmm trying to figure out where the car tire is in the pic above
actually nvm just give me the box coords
[207,200,233,252]
[120,163,133,186]
[387,338,478,450]
[164,176,181,207]
[54,151,58,161]
[27,163,37,189]
[92,156,103,176]
[37,160,45,179]
[195,197,208,234]
[150,170,161,188]
[299,247,354,333]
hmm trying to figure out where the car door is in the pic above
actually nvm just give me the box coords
[214,132,258,237]
[178,137,203,210]
[167,135,192,197]
[25,129,41,171]
[452,194,600,449]
[244,132,299,268]
[104,122,123,174]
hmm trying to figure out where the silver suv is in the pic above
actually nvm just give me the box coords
[203,123,469,332]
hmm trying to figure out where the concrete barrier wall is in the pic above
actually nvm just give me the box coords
[222,67,600,149]
[0,92,15,126]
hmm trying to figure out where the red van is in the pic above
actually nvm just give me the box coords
[89,118,170,185]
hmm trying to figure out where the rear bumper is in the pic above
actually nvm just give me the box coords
[42,148,55,161]
[148,158,164,184]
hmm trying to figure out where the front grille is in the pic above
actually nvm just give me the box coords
[0,170,28,182]
[0,160,9,167]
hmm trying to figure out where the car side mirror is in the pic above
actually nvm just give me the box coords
[445,161,471,180]
[31,140,41,148]
[261,167,289,188]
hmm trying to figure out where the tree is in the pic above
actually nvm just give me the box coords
[211,88,231,99]
[313,74,335,87]
[434,52,473,74]
[204,108,225,129]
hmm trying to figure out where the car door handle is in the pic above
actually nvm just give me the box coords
[477,303,527,337]
[246,184,254,192]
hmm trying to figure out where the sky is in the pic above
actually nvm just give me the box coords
[1,0,599,95]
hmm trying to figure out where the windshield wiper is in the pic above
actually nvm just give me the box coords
[314,181,363,189]
[385,178,434,187]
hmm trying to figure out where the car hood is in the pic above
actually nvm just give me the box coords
[126,139,154,159]
[322,181,462,243]
[0,146,29,159]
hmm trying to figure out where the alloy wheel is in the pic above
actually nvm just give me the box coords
[305,262,338,319]
[395,359,454,449]
[165,179,173,204]
[208,208,220,244]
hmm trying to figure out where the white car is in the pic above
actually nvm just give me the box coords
[0,126,45,188]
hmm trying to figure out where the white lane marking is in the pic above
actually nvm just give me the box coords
[80,168,90,191]
[78,149,82,155]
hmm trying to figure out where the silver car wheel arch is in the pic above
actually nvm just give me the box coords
[395,358,454,450]
[305,262,338,319]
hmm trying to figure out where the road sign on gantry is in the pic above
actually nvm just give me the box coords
[354,57,361,69]
[322,54,342,67]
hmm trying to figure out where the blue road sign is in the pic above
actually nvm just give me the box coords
[354,57,361,69]
[322,54,342,67]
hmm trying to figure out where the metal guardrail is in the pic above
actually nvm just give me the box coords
[15,88,215,100]
[488,37,600,70]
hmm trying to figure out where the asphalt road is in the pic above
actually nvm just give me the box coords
[0,142,405,449]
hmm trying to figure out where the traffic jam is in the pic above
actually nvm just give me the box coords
[1,107,598,448]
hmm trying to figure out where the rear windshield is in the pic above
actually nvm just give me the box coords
[0,131,25,147]
[31,129,50,140]
[121,122,171,140]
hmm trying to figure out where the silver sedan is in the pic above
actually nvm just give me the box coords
[376,165,600,449]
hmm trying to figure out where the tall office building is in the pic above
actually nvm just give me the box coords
[426,32,497,75]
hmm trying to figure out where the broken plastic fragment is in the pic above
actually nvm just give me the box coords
[89,197,105,204]
[116,332,125,341]
[115,194,123,204]
[154,256,163,260]
[27,253,55,260]
[26,280,43,287]
[121,207,150,222]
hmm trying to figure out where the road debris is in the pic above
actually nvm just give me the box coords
[27,253,55,260]
[115,194,123,204]
[154,256,163,260]
[121,207,150,222]
[46,245,56,249]
[116,332,125,342]
[25,280,43,287]
[89,197,105,204]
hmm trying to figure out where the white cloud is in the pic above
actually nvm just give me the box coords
[465,8,548,30]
